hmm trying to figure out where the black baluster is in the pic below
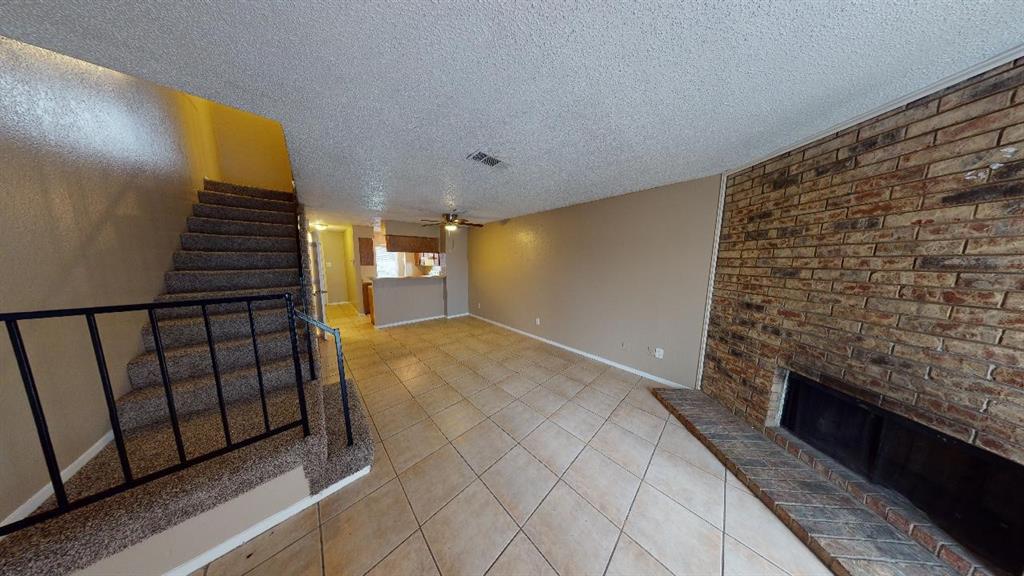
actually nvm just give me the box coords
[86,314,133,483]
[285,294,311,436]
[247,301,271,433]
[332,327,354,446]
[6,320,69,509]
[201,305,232,445]
[148,310,186,463]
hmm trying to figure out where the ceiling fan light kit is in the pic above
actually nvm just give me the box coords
[421,213,484,229]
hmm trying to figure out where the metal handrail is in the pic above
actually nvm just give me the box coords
[292,310,354,446]
[0,292,309,536]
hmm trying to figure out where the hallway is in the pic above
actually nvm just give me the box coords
[194,304,829,576]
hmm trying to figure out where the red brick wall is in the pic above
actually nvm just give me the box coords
[702,58,1024,464]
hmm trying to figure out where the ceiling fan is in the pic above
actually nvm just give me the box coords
[421,213,483,231]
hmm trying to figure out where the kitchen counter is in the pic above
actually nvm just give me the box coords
[370,276,446,327]
[371,275,445,282]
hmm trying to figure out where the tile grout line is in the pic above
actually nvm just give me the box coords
[324,314,701,576]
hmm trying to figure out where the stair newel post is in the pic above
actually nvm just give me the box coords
[86,313,133,483]
[148,309,188,463]
[246,301,271,433]
[201,304,233,446]
[6,319,70,510]
[294,208,317,381]
[285,293,311,436]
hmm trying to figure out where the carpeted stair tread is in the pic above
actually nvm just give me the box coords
[0,379,373,576]
[153,285,302,318]
[181,233,296,253]
[198,190,297,214]
[187,216,295,238]
[193,203,295,226]
[79,386,309,498]
[126,329,306,389]
[173,250,299,271]
[141,307,291,351]
[117,358,312,431]
[203,179,295,203]
[0,379,334,576]
[164,268,299,294]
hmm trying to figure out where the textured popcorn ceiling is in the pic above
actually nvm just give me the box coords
[2,2,1023,224]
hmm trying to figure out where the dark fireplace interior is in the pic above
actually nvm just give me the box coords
[781,372,1024,575]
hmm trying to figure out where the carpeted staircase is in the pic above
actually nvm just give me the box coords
[0,180,373,576]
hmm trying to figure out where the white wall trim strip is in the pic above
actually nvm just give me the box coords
[469,314,687,389]
[1,430,114,529]
[725,44,1024,176]
[694,173,727,390]
[446,313,470,319]
[168,465,370,576]
[374,314,447,329]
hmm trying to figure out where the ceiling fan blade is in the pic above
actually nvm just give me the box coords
[461,222,484,228]
[421,222,440,226]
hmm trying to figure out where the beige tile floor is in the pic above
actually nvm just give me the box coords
[194,304,831,576]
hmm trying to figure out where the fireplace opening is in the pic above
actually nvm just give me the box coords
[781,371,1024,575]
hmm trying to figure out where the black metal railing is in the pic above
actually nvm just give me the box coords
[293,310,354,446]
[0,292,309,536]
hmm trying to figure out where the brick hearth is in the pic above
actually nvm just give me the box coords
[654,388,995,576]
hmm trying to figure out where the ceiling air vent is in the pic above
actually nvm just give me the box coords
[468,150,502,167]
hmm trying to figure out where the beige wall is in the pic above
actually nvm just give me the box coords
[319,229,350,303]
[443,227,469,317]
[0,36,293,518]
[372,277,446,327]
[469,175,722,386]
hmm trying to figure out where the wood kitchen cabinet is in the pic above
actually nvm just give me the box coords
[385,234,439,253]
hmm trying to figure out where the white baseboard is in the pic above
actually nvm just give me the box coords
[446,313,470,319]
[469,314,688,389]
[2,430,114,529]
[167,465,370,576]
[375,314,446,328]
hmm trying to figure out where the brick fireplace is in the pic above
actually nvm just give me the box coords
[702,57,1024,468]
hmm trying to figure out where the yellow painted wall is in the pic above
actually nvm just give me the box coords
[204,100,294,192]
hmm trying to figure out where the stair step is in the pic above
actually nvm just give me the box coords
[204,179,295,203]
[118,357,313,430]
[127,330,306,389]
[187,217,294,238]
[164,268,299,294]
[142,307,293,350]
[193,203,295,226]
[181,233,296,253]
[198,190,296,214]
[153,286,303,318]
[173,250,298,271]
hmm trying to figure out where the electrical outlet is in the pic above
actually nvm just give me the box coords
[654,347,664,359]
[535,317,541,326]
